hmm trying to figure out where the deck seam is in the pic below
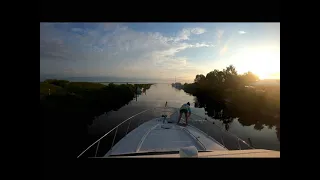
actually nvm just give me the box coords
[136,123,160,152]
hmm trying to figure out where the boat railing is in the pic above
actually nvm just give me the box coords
[77,107,177,158]
[187,112,255,150]
[77,106,253,158]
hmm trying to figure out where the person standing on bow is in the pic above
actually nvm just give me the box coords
[177,102,191,126]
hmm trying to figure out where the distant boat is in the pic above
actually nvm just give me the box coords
[171,76,183,89]
[172,82,183,89]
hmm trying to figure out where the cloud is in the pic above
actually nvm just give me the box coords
[40,28,88,62]
[238,31,246,34]
[175,27,207,41]
[191,28,207,34]
[191,43,215,48]
[40,23,212,78]
[102,23,123,30]
[71,28,83,32]
[216,29,224,44]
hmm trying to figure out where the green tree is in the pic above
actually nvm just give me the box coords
[194,74,206,84]
[44,79,70,88]
[224,65,237,75]
[205,69,226,90]
[240,71,259,85]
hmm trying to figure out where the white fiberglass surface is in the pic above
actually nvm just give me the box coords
[105,114,226,156]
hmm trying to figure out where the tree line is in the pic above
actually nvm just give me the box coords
[41,79,152,158]
[183,65,280,134]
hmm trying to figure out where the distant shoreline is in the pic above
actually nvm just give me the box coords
[99,82,177,85]
[40,81,167,84]
[40,76,189,84]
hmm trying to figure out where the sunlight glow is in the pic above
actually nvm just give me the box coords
[233,46,280,79]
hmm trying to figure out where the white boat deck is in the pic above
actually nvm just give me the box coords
[104,112,227,157]
[77,107,280,158]
[111,149,280,158]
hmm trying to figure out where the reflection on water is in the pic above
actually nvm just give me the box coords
[194,93,280,149]
[88,83,280,152]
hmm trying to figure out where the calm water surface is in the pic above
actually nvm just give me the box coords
[87,83,280,155]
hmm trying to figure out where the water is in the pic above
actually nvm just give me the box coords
[86,83,280,156]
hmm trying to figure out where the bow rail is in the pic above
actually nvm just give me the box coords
[77,106,254,158]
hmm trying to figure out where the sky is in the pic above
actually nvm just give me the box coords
[40,23,280,82]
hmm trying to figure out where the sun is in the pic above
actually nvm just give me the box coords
[256,72,280,80]
[234,46,280,79]
[257,73,270,80]
[252,65,280,80]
